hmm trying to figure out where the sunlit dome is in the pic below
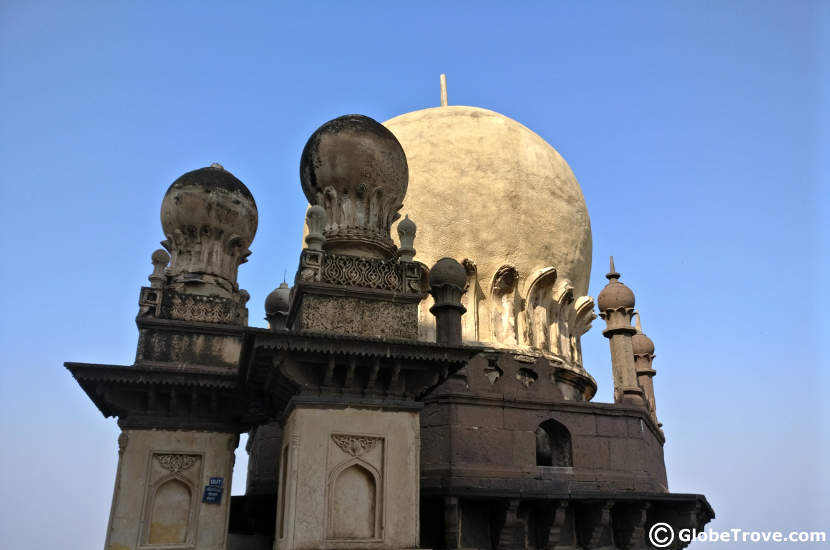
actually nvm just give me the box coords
[384,104,592,350]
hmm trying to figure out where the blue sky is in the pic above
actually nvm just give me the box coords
[1,2,827,548]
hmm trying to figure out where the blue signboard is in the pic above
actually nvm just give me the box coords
[203,477,224,503]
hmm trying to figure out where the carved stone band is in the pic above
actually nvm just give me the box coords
[331,434,382,457]
[156,454,198,474]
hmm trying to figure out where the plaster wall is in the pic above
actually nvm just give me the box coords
[275,406,420,550]
[105,429,236,550]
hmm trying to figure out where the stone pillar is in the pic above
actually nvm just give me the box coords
[274,402,422,550]
[246,421,283,495]
[429,258,467,346]
[103,429,237,550]
[597,258,645,407]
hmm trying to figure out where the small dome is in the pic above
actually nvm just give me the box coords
[265,282,291,315]
[397,214,416,236]
[632,331,655,355]
[161,164,257,244]
[430,258,467,289]
[597,280,635,311]
[597,258,635,311]
[633,313,655,355]
[160,164,258,293]
[151,249,170,265]
[167,164,254,202]
[300,114,408,257]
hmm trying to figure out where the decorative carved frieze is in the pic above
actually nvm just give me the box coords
[156,453,199,474]
[138,286,246,325]
[162,291,235,323]
[296,249,426,296]
[323,254,402,290]
[331,434,382,457]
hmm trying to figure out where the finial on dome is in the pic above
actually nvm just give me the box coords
[440,74,448,107]
[597,256,635,311]
[210,162,225,170]
[607,255,620,281]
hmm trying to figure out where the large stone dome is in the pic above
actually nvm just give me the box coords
[384,106,593,356]
[385,105,591,297]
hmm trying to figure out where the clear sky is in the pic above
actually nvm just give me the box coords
[1,2,827,549]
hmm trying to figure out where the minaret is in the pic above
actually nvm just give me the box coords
[633,313,661,427]
[597,257,645,406]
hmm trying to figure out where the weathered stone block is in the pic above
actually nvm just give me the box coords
[571,436,610,470]
[421,425,451,465]
[608,438,645,472]
[503,407,558,431]
[512,430,536,468]
[555,411,598,435]
[626,416,646,438]
[455,403,504,428]
[296,294,419,339]
[452,426,513,465]
[420,402,451,427]
[596,415,627,437]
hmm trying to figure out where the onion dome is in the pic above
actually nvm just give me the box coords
[160,163,258,296]
[597,256,635,311]
[265,282,291,316]
[429,257,468,289]
[632,313,655,355]
[300,114,408,259]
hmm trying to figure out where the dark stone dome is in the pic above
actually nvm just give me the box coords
[161,164,258,245]
[299,114,408,258]
[300,115,407,202]
[165,163,254,202]
[265,282,291,315]
[430,257,468,289]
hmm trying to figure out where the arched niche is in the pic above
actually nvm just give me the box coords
[459,258,481,343]
[524,267,557,350]
[490,265,520,346]
[535,419,573,467]
[147,477,193,544]
[551,283,574,361]
[327,460,381,540]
